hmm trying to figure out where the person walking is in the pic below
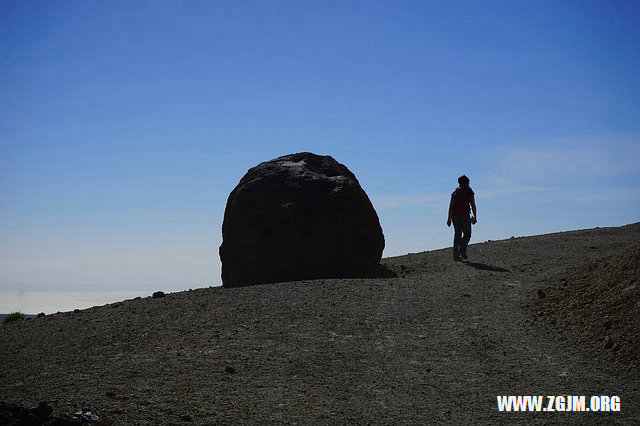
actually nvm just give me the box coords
[447,175,477,261]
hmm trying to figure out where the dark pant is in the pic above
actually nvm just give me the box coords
[452,213,471,258]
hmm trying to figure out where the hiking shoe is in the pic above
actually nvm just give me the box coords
[461,252,468,260]
[453,255,461,262]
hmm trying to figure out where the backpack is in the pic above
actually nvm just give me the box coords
[451,187,471,214]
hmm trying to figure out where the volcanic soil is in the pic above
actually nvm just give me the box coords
[1,223,639,424]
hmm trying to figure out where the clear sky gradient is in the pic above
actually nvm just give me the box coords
[1,0,639,291]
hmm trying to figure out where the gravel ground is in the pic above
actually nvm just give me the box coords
[1,222,639,424]
[538,240,639,377]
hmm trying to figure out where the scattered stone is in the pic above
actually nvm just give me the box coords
[152,291,166,298]
[37,312,46,318]
[73,409,99,422]
[0,401,70,425]
[181,414,193,422]
[220,152,385,287]
[537,289,546,299]
[74,309,81,313]
[33,401,54,419]
[225,366,236,374]
[105,391,116,398]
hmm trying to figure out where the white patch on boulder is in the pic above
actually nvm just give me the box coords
[280,160,307,168]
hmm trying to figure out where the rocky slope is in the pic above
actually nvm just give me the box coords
[1,223,639,424]
[538,240,639,375]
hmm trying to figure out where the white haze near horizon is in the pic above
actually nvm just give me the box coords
[0,290,158,315]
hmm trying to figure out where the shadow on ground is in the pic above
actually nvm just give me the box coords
[366,263,398,278]
[463,261,510,273]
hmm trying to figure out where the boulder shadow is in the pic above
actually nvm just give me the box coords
[463,261,510,273]
[365,263,398,278]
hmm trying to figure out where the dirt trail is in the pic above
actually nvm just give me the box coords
[1,223,639,424]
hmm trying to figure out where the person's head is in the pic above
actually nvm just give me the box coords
[458,175,470,187]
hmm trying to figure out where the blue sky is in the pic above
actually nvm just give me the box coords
[1,0,639,291]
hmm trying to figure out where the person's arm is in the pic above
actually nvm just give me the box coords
[447,196,453,226]
[470,195,477,224]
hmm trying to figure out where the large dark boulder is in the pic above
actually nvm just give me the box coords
[219,152,385,287]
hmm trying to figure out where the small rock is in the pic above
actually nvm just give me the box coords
[537,289,546,299]
[37,312,46,318]
[74,410,100,422]
[106,391,116,398]
[604,337,614,349]
[0,401,75,425]
[74,309,81,313]
[181,414,193,422]
[225,366,236,374]
[152,291,166,298]
[31,401,53,419]
[400,265,407,271]
[20,413,40,424]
